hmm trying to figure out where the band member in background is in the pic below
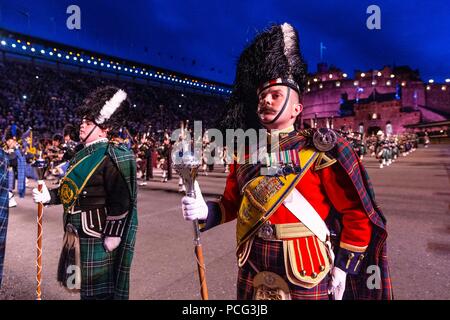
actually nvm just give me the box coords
[158,133,171,183]
[32,86,138,300]
[3,128,25,208]
[51,125,81,180]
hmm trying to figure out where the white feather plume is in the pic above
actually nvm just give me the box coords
[281,22,296,76]
[96,89,127,124]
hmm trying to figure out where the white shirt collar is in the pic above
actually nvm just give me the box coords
[85,138,108,147]
[268,125,295,135]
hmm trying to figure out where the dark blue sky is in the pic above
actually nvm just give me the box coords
[0,0,449,84]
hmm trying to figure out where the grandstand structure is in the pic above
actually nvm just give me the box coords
[0,28,232,96]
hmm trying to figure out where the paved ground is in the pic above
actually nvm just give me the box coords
[1,143,449,300]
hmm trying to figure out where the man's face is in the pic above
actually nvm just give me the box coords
[6,138,16,149]
[257,85,302,130]
[79,118,108,144]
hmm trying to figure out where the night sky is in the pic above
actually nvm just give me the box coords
[0,0,449,84]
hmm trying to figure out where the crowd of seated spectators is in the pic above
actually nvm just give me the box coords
[0,59,228,141]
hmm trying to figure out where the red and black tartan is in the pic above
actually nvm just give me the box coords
[237,237,330,300]
[332,135,393,300]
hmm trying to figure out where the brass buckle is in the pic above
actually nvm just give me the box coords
[257,222,277,240]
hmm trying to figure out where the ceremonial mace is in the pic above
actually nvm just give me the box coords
[173,124,209,300]
[32,153,48,300]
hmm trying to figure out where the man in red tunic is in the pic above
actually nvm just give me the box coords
[181,23,392,300]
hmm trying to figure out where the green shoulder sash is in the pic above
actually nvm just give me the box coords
[59,144,107,212]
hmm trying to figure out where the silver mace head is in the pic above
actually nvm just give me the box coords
[172,141,203,244]
[172,141,201,198]
[32,152,49,180]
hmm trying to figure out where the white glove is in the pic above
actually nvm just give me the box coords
[181,181,208,221]
[32,180,51,204]
[103,236,121,252]
[328,267,347,300]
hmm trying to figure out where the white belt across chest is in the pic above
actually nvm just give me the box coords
[283,188,329,242]
[282,188,335,262]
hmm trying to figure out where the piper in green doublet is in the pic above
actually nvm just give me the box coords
[32,86,137,300]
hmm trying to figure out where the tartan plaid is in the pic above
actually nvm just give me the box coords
[60,142,138,299]
[331,135,393,300]
[6,150,26,198]
[7,167,14,191]
[16,150,26,198]
[79,236,117,298]
[238,237,330,300]
[106,144,139,299]
[107,144,137,204]
[0,150,9,287]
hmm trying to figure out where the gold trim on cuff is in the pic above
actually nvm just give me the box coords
[340,241,368,253]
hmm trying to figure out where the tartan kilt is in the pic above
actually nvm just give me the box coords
[61,208,137,299]
[237,237,330,300]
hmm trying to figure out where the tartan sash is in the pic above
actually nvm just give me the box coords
[59,143,107,213]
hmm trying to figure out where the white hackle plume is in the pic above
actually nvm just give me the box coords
[96,89,127,124]
[281,22,296,78]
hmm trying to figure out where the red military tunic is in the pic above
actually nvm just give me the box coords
[199,134,380,298]
[216,160,372,251]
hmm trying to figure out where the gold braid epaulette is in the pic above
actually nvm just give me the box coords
[314,152,337,170]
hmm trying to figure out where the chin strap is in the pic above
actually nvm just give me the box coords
[81,125,98,143]
[260,87,291,125]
